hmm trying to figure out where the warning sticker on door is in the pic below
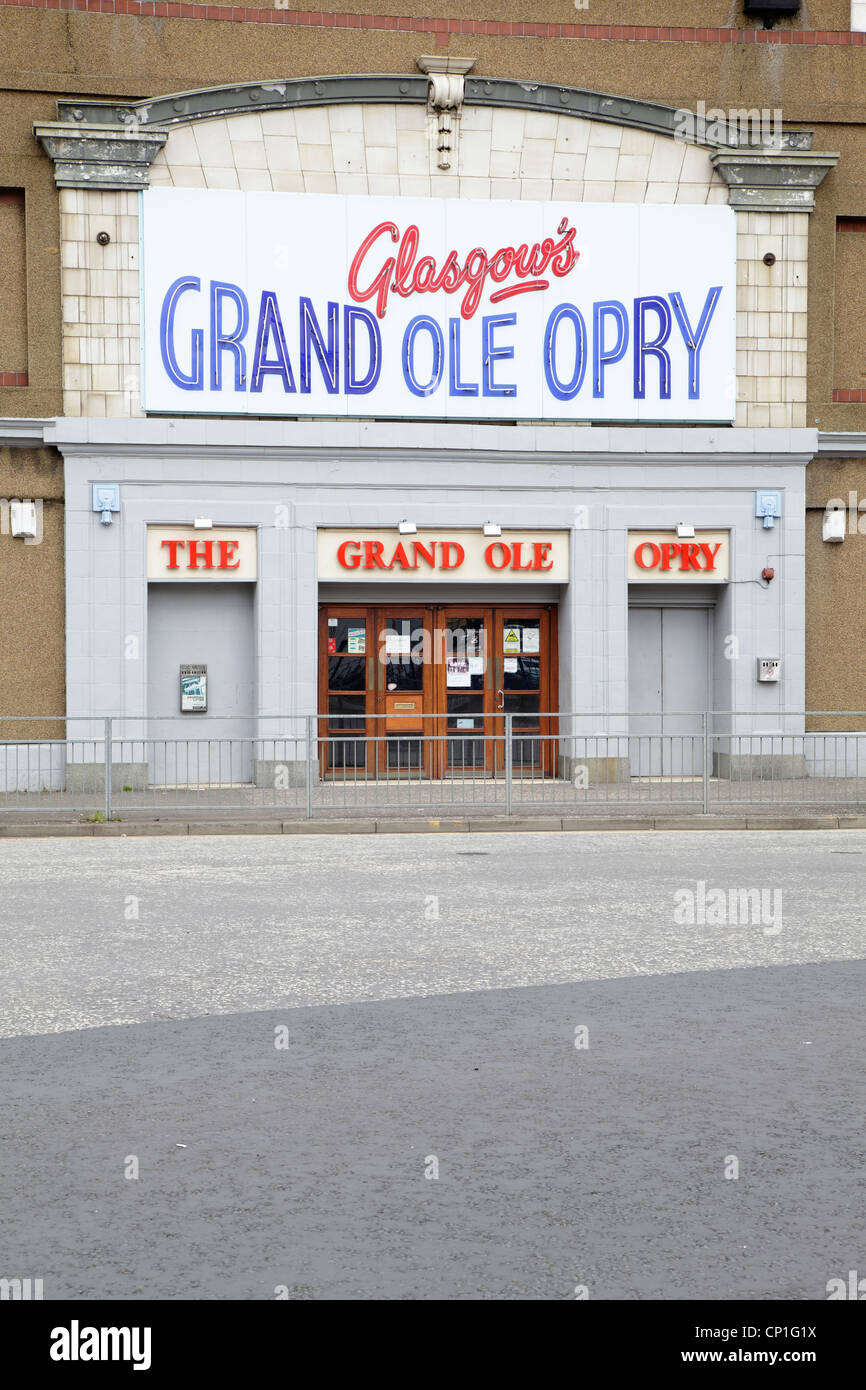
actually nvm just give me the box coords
[503,627,521,654]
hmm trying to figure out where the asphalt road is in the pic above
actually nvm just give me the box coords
[1,831,864,1300]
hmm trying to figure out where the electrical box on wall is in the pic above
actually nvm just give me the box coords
[757,658,781,683]
[755,491,782,529]
[9,500,38,538]
[823,509,846,543]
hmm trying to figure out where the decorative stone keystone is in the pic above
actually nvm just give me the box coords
[416,56,476,171]
[33,122,169,190]
[710,149,839,213]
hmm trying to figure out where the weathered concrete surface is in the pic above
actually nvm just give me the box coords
[0,833,863,1300]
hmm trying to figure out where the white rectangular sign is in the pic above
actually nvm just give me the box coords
[627,529,729,582]
[317,528,569,583]
[141,189,736,423]
[147,525,257,580]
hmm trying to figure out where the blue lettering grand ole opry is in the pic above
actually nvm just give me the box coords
[142,191,736,421]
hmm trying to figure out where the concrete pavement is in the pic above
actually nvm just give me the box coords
[1,832,863,1299]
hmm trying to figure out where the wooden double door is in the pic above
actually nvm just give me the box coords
[319,603,557,777]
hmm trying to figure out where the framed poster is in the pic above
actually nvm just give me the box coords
[180,664,207,712]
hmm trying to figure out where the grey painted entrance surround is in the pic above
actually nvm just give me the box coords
[55,418,811,790]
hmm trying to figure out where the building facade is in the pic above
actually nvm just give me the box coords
[2,1,866,788]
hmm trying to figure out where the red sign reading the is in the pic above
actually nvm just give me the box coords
[347,217,579,320]
[160,538,241,570]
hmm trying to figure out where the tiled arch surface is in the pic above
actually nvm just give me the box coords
[147,104,728,203]
[59,104,807,426]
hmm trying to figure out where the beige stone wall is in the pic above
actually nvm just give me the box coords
[59,104,808,427]
[735,212,809,430]
[60,190,140,419]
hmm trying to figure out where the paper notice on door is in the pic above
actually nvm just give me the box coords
[446,658,471,688]
[468,656,484,675]
[455,718,475,729]
[385,632,411,655]
[504,657,519,673]
[347,626,365,653]
[503,627,521,654]
[522,627,540,653]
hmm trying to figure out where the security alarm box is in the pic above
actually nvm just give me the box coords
[823,509,846,543]
[10,500,38,538]
[757,658,781,683]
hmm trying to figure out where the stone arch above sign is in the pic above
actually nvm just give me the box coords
[146,104,728,206]
[36,73,838,428]
[35,73,837,212]
[43,74,784,146]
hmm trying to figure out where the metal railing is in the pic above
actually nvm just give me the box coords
[1,713,866,818]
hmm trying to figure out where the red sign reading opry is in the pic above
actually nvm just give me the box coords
[633,540,723,572]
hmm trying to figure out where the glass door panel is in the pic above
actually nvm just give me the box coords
[319,609,372,772]
[437,609,493,776]
[495,610,553,774]
[377,610,432,775]
[320,604,556,779]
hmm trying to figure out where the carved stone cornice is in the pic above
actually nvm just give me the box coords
[709,149,839,213]
[33,122,168,190]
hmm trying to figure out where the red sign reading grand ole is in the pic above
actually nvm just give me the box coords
[317,530,571,583]
[337,537,554,572]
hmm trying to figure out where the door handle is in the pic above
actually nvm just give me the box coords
[496,688,504,711]
[368,657,382,702]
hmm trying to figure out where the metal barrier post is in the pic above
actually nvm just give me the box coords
[306,715,314,820]
[104,717,112,821]
[505,712,513,816]
[702,711,710,814]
